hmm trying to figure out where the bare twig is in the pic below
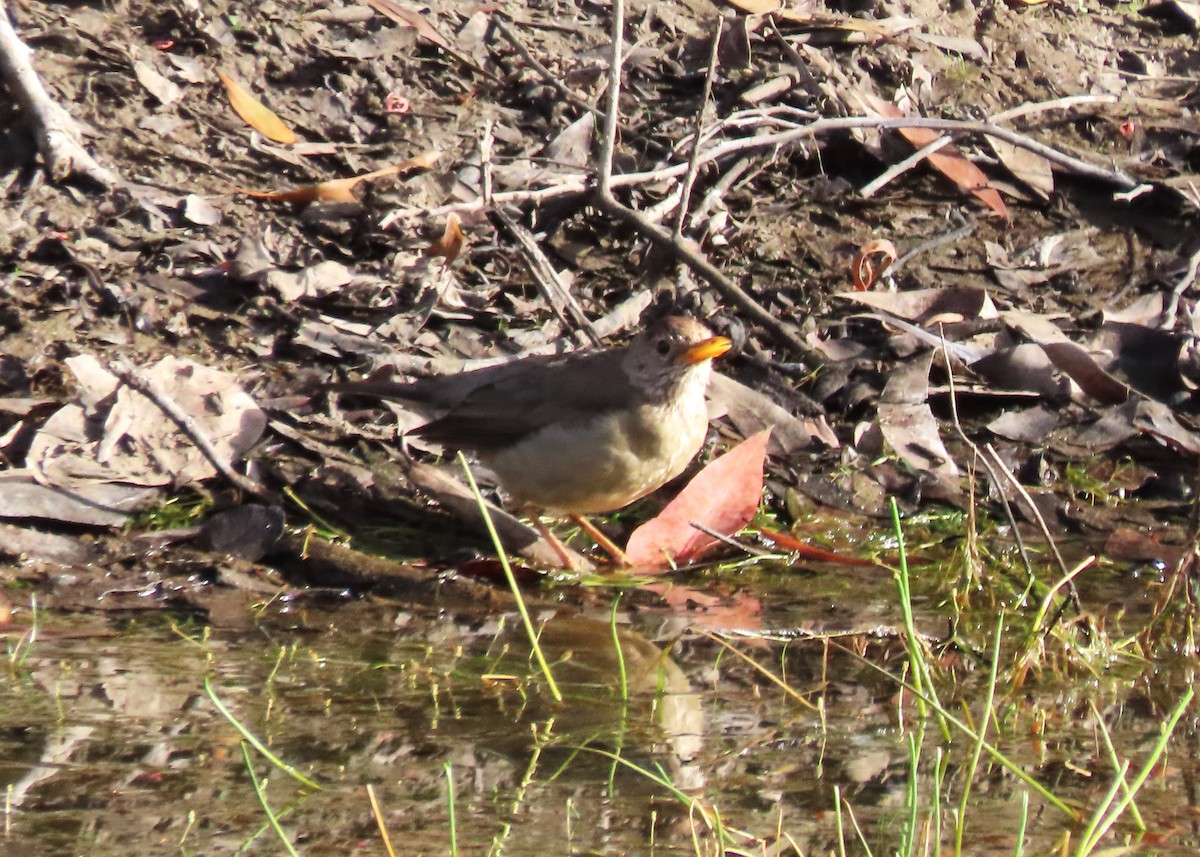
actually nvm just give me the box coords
[767,19,831,110]
[675,17,724,240]
[0,3,119,186]
[492,207,602,346]
[983,443,1082,615]
[589,0,813,357]
[480,119,494,207]
[597,195,817,358]
[494,18,603,123]
[589,292,655,339]
[690,155,756,226]
[938,336,1036,594]
[384,110,1150,230]
[1161,245,1200,329]
[110,362,275,502]
[861,94,1121,198]
[892,215,976,274]
[689,520,773,557]
[860,133,957,199]
[595,0,625,200]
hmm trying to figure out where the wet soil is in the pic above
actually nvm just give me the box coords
[4,0,1200,852]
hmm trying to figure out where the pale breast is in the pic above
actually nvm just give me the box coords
[482,380,711,514]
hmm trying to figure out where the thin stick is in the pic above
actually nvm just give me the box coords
[383,110,1146,230]
[984,443,1082,615]
[492,206,601,345]
[860,133,956,198]
[688,520,773,557]
[674,17,724,239]
[494,18,603,122]
[0,6,119,186]
[861,94,1118,198]
[892,216,975,275]
[110,362,274,502]
[1161,245,1200,329]
[938,333,1037,590]
[595,0,626,198]
[596,193,817,358]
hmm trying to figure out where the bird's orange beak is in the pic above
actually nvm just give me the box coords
[681,336,732,365]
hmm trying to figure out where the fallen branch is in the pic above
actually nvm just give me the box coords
[384,108,1150,230]
[0,3,119,186]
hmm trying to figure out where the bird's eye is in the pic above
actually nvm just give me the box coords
[655,339,672,356]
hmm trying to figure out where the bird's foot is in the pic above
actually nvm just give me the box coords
[569,514,631,567]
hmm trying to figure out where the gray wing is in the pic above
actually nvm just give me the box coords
[413,349,637,451]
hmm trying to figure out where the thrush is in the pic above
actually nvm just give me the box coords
[328,316,731,523]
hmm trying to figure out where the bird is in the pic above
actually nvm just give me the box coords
[327,315,731,561]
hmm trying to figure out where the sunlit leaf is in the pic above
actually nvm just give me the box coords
[427,213,463,264]
[862,94,1007,218]
[218,71,298,145]
[851,238,898,290]
[625,428,771,570]
[235,151,441,204]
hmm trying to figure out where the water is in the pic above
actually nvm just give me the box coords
[2,549,1197,855]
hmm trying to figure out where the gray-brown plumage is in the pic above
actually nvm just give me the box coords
[328,316,731,514]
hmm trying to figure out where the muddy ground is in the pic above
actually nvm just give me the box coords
[2,0,1200,620]
[7,0,1200,854]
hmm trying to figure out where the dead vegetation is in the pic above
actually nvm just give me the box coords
[0,0,1198,632]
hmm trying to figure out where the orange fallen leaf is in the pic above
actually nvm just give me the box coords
[851,238,898,290]
[862,95,1007,218]
[757,527,881,566]
[218,72,298,145]
[427,213,463,264]
[235,151,441,204]
[643,583,763,631]
[624,428,772,570]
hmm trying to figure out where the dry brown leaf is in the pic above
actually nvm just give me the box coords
[989,137,1054,199]
[28,355,266,490]
[838,286,998,324]
[875,353,960,496]
[362,0,449,48]
[851,238,897,290]
[1039,342,1130,405]
[236,151,441,204]
[133,58,182,106]
[427,213,464,264]
[217,72,298,145]
[861,94,1007,218]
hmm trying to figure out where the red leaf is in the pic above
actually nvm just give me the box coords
[624,428,772,570]
[757,527,881,566]
[862,95,1008,218]
[644,583,763,631]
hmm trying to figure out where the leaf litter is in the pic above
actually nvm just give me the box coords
[7,0,1200,849]
[0,0,1198,645]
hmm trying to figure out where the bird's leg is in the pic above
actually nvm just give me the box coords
[531,516,585,571]
[569,514,631,567]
